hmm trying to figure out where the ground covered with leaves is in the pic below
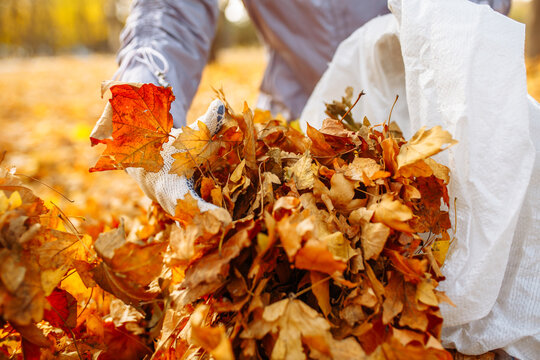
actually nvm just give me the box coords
[1,51,539,359]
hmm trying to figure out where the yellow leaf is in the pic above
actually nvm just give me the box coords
[41,265,70,296]
[8,191,22,210]
[323,231,356,262]
[416,278,439,307]
[190,305,234,360]
[170,121,220,178]
[286,152,315,190]
[0,191,8,213]
[432,239,450,266]
[397,126,457,169]
[425,158,451,184]
[230,159,246,183]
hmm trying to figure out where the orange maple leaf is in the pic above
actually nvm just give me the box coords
[90,84,174,173]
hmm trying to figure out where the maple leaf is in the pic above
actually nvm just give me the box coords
[285,152,315,190]
[90,83,175,172]
[43,288,77,333]
[169,121,221,178]
[241,298,332,360]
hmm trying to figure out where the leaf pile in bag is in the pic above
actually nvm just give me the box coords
[86,83,459,359]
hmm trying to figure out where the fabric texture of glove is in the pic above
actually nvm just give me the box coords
[126,99,225,216]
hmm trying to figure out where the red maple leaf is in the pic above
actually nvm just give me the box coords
[90,83,174,173]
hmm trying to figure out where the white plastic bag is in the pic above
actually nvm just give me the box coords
[300,0,539,357]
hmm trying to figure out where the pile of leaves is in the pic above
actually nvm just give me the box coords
[0,82,457,359]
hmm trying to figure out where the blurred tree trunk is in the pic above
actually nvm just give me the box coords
[105,0,123,52]
[529,0,540,58]
[208,0,230,63]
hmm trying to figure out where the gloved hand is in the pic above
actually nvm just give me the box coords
[125,99,229,219]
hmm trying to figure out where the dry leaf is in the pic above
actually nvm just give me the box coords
[371,194,414,233]
[170,121,220,178]
[90,84,174,172]
[242,298,332,360]
[397,126,457,169]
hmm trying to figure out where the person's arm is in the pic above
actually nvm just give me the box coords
[91,0,227,217]
[115,0,219,128]
[469,0,512,15]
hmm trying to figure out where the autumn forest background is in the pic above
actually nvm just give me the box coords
[0,0,539,358]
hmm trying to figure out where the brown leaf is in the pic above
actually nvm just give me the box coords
[276,213,311,261]
[295,240,347,275]
[13,323,51,348]
[329,173,366,211]
[181,219,255,294]
[90,84,174,172]
[345,157,381,182]
[399,282,429,332]
[371,194,414,233]
[94,222,167,287]
[387,250,428,284]
[382,274,405,325]
[361,222,391,260]
[381,137,399,175]
[310,271,331,316]
[307,124,337,161]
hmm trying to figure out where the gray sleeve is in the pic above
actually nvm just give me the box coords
[469,0,512,14]
[115,0,219,128]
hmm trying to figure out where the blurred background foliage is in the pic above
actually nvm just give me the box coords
[0,0,538,58]
[0,0,260,58]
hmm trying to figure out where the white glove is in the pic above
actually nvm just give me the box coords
[126,99,226,216]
